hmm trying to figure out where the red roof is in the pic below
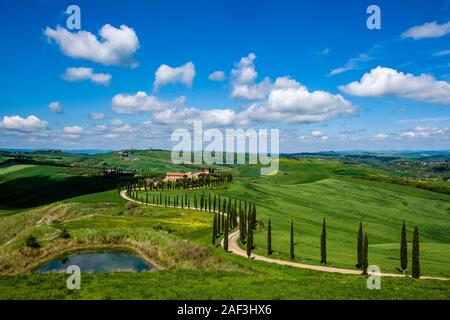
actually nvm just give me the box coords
[166,172,185,176]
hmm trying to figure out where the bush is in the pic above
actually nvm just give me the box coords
[25,235,40,249]
[61,229,70,239]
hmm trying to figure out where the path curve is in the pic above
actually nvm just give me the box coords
[223,230,449,281]
[120,190,448,281]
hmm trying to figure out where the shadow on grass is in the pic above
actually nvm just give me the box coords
[0,175,120,210]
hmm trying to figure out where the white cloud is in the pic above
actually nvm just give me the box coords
[112,91,186,114]
[154,107,238,127]
[400,126,446,138]
[433,49,450,56]
[63,126,84,135]
[110,119,125,127]
[0,115,49,132]
[328,54,371,76]
[44,24,139,67]
[232,78,272,100]
[339,66,450,104]
[153,62,195,91]
[321,48,330,55]
[63,67,111,85]
[311,130,325,137]
[372,133,388,140]
[241,77,355,124]
[231,53,272,100]
[92,125,107,132]
[48,101,63,113]
[89,112,106,120]
[402,21,450,39]
[208,70,226,81]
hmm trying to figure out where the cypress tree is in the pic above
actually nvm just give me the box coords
[412,226,420,279]
[247,221,253,258]
[212,213,217,246]
[224,215,229,252]
[239,208,244,241]
[221,203,225,232]
[218,210,221,234]
[252,204,257,230]
[290,220,295,260]
[243,211,247,242]
[321,218,327,265]
[400,220,408,273]
[267,219,272,255]
[362,232,369,275]
[357,222,364,268]
[209,193,212,212]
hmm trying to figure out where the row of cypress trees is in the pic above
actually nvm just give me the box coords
[263,218,421,278]
[211,199,256,253]
[357,221,420,278]
[266,219,328,264]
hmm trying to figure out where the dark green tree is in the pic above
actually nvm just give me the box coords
[246,221,253,258]
[357,222,364,268]
[267,219,272,255]
[362,232,369,275]
[321,218,327,265]
[224,215,229,252]
[290,220,295,260]
[400,220,408,273]
[412,226,420,279]
[212,213,217,246]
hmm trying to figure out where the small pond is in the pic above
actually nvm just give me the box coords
[35,251,153,273]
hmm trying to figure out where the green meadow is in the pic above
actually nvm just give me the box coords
[0,151,449,299]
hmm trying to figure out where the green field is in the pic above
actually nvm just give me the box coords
[0,151,449,300]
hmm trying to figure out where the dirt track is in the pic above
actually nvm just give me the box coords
[120,190,448,281]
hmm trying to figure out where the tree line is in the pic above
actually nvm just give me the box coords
[117,172,233,194]
[237,216,422,279]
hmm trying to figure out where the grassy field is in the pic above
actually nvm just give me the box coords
[0,152,449,299]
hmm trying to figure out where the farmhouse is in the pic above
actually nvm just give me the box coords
[163,169,210,182]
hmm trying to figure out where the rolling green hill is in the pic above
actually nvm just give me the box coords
[0,151,448,299]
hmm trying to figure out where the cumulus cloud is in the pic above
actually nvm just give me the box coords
[339,66,450,104]
[89,112,106,120]
[0,115,49,132]
[241,77,355,124]
[231,53,272,100]
[208,70,226,81]
[402,21,450,39]
[153,62,195,91]
[44,24,140,67]
[48,101,63,113]
[63,126,84,135]
[112,91,185,114]
[154,107,238,127]
[63,67,111,85]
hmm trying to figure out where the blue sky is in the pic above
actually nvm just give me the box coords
[0,0,449,152]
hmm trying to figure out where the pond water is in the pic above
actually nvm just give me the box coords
[35,251,153,273]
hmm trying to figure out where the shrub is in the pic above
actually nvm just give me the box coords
[25,235,40,249]
[61,229,70,239]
